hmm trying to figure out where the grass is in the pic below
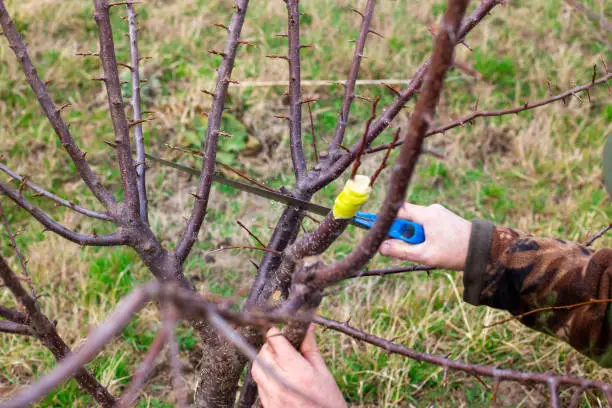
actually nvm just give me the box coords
[0,0,611,406]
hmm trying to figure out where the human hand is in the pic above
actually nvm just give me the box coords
[379,203,472,270]
[252,325,347,408]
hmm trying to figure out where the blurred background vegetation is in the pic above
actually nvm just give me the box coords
[0,0,610,406]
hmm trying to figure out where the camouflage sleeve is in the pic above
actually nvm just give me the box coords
[463,219,612,367]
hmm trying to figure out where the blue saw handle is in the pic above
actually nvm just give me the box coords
[354,212,425,245]
[388,218,425,244]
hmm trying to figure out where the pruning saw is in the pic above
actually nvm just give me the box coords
[134,149,425,244]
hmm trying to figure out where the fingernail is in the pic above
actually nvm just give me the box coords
[380,242,390,254]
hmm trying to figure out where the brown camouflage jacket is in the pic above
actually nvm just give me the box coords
[463,220,612,367]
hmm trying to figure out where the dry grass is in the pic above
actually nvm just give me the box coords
[0,0,611,406]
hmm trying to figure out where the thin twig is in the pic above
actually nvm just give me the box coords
[350,96,380,179]
[330,0,378,151]
[307,102,318,162]
[206,245,281,255]
[369,128,400,185]
[344,264,436,279]
[215,161,278,193]
[568,386,586,408]
[115,329,169,408]
[366,72,612,154]
[126,2,149,224]
[584,224,611,247]
[303,213,321,224]
[485,298,612,328]
[565,0,612,33]
[0,180,126,246]
[315,315,612,397]
[0,163,112,221]
[237,220,265,248]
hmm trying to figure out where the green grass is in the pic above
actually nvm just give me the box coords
[1,0,611,406]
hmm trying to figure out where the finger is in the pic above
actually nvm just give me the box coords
[397,202,429,224]
[252,361,280,408]
[252,356,266,384]
[252,344,274,383]
[264,327,304,364]
[379,239,427,263]
[300,324,326,368]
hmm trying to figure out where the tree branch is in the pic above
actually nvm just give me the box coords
[306,101,319,162]
[115,329,169,408]
[369,128,400,184]
[0,0,116,208]
[237,220,265,248]
[0,180,126,247]
[351,96,380,178]
[162,302,188,408]
[366,72,612,154]
[175,0,250,264]
[485,298,612,328]
[0,305,27,324]
[126,2,149,224]
[314,315,612,399]
[245,205,305,307]
[0,255,116,407]
[344,264,436,279]
[285,0,307,180]
[299,0,503,194]
[329,0,377,150]
[275,213,351,298]
[0,320,35,337]
[584,224,611,247]
[0,163,112,221]
[93,0,140,217]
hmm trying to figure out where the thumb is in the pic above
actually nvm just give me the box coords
[379,239,427,264]
[300,324,327,369]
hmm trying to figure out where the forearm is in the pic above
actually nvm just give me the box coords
[463,221,612,367]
